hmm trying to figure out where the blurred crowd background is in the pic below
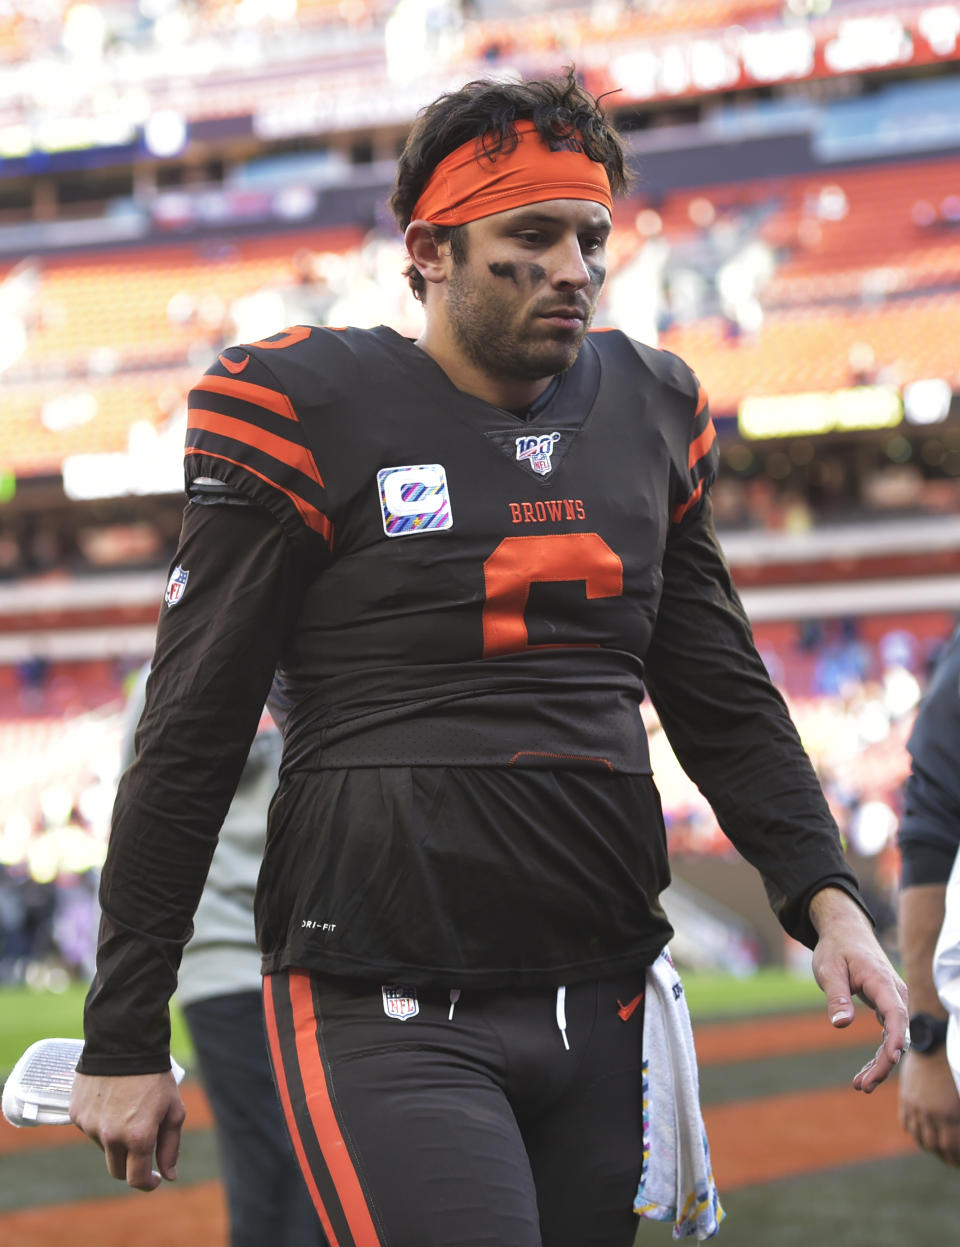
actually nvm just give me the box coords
[1,0,959,987]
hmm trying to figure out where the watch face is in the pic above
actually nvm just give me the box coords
[910,1013,948,1054]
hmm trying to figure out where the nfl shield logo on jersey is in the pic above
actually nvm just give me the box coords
[164,565,189,607]
[381,985,419,1021]
[516,432,561,476]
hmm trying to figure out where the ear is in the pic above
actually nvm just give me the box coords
[404,220,452,288]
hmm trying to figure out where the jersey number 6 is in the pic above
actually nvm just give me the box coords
[482,532,623,658]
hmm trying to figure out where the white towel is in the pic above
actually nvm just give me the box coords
[634,949,724,1240]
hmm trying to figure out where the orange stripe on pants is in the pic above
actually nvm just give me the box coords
[265,972,384,1247]
[263,974,342,1247]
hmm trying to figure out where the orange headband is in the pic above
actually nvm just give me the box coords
[411,120,613,226]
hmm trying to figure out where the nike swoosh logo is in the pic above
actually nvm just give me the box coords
[219,352,250,374]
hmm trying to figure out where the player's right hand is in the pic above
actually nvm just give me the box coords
[70,1070,185,1191]
[898,1048,960,1167]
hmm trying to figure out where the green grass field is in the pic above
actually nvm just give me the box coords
[0,983,195,1077]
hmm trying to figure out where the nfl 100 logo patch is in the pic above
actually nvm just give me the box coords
[377,464,453,537]
[164,565,189,607]
[516,432,561,476]
[381,986,419,1021]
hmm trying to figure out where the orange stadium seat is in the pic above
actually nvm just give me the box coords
[762,160,960,290]
[660,295,960,412]
[0,15,23,62]
[295,0,392,24]
[6,225,366,375]
[622,157,960,305]
[4,154,960,464]
[610,154,960,409]
[0,368,196,475]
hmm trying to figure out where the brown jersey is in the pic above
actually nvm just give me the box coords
[183,325,714,774]
[79,326,862,1074]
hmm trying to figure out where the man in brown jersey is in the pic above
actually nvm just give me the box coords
[71,70,907,1247]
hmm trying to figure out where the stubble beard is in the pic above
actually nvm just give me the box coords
[446,266,592,383]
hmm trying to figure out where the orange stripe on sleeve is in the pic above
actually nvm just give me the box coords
[184,447,334,546]
[672,479,704,524]
[188,407,325,489]
[288,971,385,1247]
[263,976,342,1247]
[688,416,716,470]
[194,374,297,421]
[695,382,709,417]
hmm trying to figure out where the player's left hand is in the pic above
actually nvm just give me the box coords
[808,886,909,1093]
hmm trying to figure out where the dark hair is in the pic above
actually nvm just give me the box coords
[391,68,629,301]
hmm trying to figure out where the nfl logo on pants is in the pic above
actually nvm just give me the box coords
[381,986,419,1020]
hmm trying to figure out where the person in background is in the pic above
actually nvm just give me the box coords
[897,621,960,1167]
[121,667,328,1245]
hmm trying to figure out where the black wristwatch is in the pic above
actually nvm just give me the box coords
[909,1012,949,1054]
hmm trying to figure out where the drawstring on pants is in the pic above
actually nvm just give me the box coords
[556,985,570,1050]
[444,985,571,1050]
